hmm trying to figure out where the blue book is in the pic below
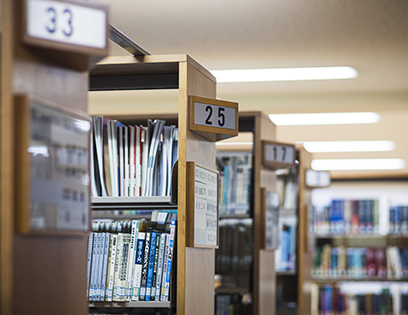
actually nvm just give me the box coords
[280,226,290,271]
[162,220,177,301]
[337,200,344,234]
[396,206,401,234]
[329,200,337,234]
[324,285,332,313]
[145,231,158,301]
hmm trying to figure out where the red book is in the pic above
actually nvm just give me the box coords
[366,248,376,276]
[375,248,386,278]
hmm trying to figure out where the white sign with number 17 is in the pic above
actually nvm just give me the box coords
[27,0,107,49]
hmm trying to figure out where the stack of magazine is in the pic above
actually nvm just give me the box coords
[91,116,178,197]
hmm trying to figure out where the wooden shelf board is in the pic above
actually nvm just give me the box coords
[312,233,408,239]
[312,277,408,283]
[215,288,250,294]
[89,301,171,308]
[91,196,177,210]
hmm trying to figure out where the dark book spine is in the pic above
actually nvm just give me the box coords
[139,228,151,301]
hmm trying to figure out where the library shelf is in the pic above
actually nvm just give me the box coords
[91,196,177,210]
[312,277,408,283]
[89,301,171,308]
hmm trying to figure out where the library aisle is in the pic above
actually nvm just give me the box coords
[2,1,408,315]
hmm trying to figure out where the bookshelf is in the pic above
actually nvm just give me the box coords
[310,179,408,314]
[215,112,314,315]
[88,54,237,314]
[1,1,108,315]
[273,145,314,315]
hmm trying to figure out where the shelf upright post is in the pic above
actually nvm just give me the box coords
[1,1,108,315]
[296,144,314,315]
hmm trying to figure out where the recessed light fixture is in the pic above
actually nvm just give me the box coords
[299,141,395,153]
[211,66,358,83]
[311,158,405,171]
[269,112,380,126]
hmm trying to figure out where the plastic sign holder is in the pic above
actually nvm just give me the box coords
[188,95,238,142]
[262,140,296,170]
[305,169,331,188]
[22,0,109,70]
[14,95,91,235]
[186,162,219,248]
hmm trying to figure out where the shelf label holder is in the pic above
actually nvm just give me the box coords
[22,0,109,70]
[262,140,296,170]
[188,95,238,142]
[305,169,331,188]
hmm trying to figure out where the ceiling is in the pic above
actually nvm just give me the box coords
[88,0,408,179]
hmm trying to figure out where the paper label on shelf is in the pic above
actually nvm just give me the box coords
[27,0,107,49]
[29,101,90,232]
[194,165,218,247]
[264,143,295,165]
[194,102,236,130]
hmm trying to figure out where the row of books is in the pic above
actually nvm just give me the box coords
[217,153,252,215]
[216,219,253,274]
[275,216,297,272]
[215,295,231,315]
[313,245,408,279]
[91,116,178,198]
[312,285,408,315]
[390,205,408,235]
[87,214,177,303]
[312,199,380,235]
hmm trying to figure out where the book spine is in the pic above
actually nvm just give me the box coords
[351,200,359,234]
[145,231,157,301]
[112,233,123,302]
[163,220,177,301]
[160,233,170,300]
[104,234,113,301]
[155,233,166,301]
[87,232,94,299]
[132,231,146,301]
[119,234,131,301]
[100,232,110,301]
[106,234,118,302]
[96,232,105,301]
[125,220,139,301]
[139,229,151,301]
[150,233,161,300]
[359,200,366,234]
[366,200,374,233]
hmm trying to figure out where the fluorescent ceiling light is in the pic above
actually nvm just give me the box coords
[300,141,395,153]
[269,112,380,126]
[211,66,358,83]
[312,159,405,171]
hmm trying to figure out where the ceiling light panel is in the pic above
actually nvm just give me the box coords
[269,112,380,126]
[311,158,405,171]
[211,66,358,83]
[300,141,395,153]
